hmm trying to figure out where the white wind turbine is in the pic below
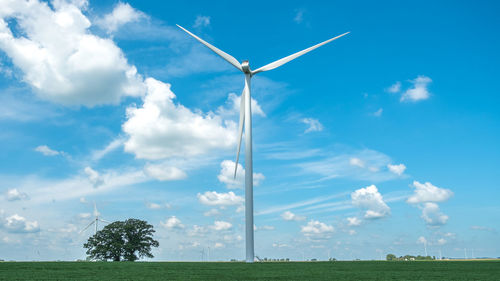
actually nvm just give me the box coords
[79,202,111,236]
[177,24,349,263]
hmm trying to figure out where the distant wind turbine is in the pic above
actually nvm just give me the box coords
[177,24,349,263]
[79,202,110,236]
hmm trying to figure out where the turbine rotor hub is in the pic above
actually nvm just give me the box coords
[241,60,251,74]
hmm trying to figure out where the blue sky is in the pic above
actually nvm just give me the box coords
[0,0,499,261]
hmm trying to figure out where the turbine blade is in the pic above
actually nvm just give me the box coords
[79,221,95,234]
[234,89,246,179]
[252,32,350,75]
[176,24,243,72]
[99,219,111,224]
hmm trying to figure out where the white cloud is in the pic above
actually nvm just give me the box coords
[91,138,123,161]
[1,214,40,233]
[301,118,323,133]
[373,108,383,117]
[146,202,171,210]
[349,157,365,168]
[417,236,427,245]
[407,181,453,204]
[272,242,289,248]
[211,220,232,231]
[281,211,306,221]
[346,217,361,226]
[5,188,29,201]
[216,92,265,117]
[84,167,104,188]
[255,225,275,231]
[470,225,495,233]
[437,238,447,245]
[294,9,305,24]
[187,225,207,237]
[122,78,237,160]
[78,213,91,219]
[197,191,244,206]
[0,0,145,106]
[203,208,220,217]
[144,163,187,181]
[217,160,265,189]
[161,216,184,229]
[387,81,401,93]
[387,164,406,176]
[300,220,334,237]
[96,2,145,33]
[351,185,390,219]
[421,202,448,226]
[214,242,225,248]
[299,149,400,182]
[35,145,61,156]
[193,15,210,28]
[400,76,432,102]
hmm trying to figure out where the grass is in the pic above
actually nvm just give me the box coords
[1,260,499,280]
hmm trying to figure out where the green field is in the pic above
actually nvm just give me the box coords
[1,261,499,280]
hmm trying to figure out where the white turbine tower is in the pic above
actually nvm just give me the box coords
[80,202,110,236]
[177,24,349,263]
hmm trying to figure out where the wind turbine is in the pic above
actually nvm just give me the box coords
[79,202,110,236]
[177,24,349,263]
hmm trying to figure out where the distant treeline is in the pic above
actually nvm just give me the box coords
[386,254,435,261]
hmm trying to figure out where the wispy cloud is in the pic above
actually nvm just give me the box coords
[301,118,324,133]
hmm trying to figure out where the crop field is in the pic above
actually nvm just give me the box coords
[1,260,499,280]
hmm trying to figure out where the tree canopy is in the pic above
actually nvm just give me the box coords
[83,219,159,261]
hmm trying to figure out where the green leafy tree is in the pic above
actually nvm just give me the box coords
[386,254,397,261]
[83,219,159,261]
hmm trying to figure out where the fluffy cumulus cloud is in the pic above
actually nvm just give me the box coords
[216,93,266,118]
[211,220,232,231]
[349,157,365,168]
[281,211,306,221]
[197,191,244,206]
[146,202,171,210]
[34,145,61,156]
[387,81,401,93]
[300,220,334,238]
[417,236,427,245]
[122,78,237,160]
[407,181,453,204]
[346,217,362,226]
[400,76,432,102]
[301,118,324,133]
[421,202,449,226]
[5,188,29,201]
[387,163,406,176]
[203,208,220,217]
[0,0,145,106]
[96,2,145,33]
[161,216,184,229]
[217,160,265,189]
[351,185,390,219]
[144,163,187,181]
[193,15,210,28]
[1,213,39,233]
[84,167,104,188]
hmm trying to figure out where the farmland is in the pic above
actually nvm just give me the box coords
[1,260,499,280]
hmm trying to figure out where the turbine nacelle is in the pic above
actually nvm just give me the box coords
[241,60,251,75]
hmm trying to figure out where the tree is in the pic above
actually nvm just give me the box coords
[386,254,397,261]
[83,219,159,261]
